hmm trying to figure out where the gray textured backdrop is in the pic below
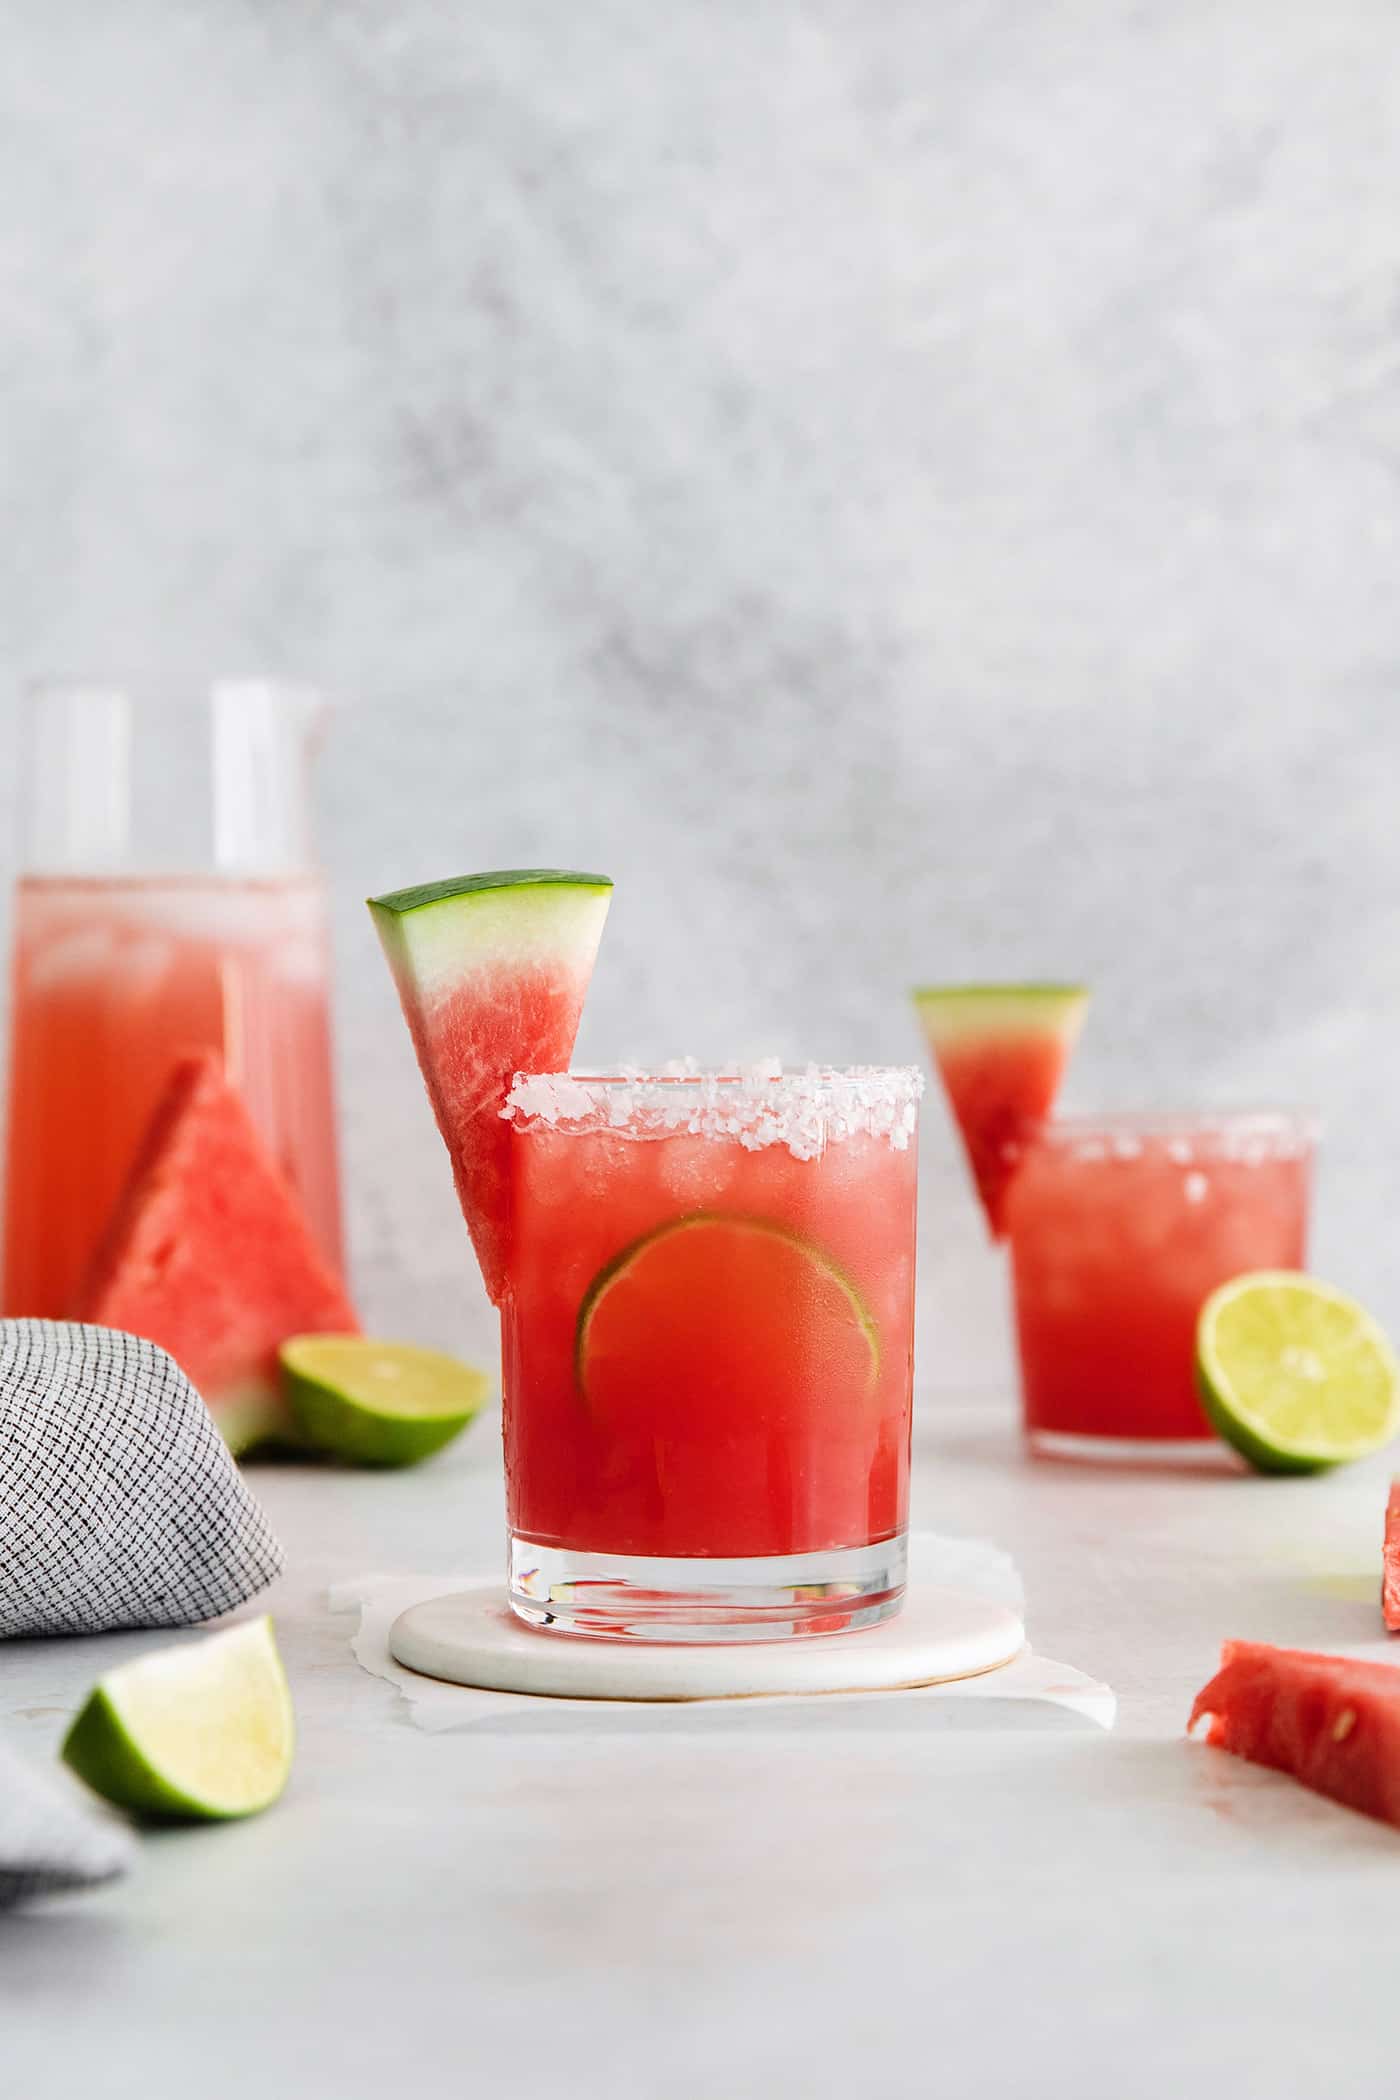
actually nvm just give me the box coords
[3,3,1398,1385]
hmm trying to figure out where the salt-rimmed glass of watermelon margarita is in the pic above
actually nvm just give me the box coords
[500,1065,921,1639]
[1005,1110,1317,1460]
[369,872,920,1641]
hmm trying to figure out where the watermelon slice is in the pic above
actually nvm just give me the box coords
[77,1051,358,1454]
[1384,1483,1400,1633]
[368,870,612,1304]
[1189,1640,1400,1831]
[911,983,1089,1238]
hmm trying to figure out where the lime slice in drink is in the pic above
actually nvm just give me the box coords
[1196,1271,1400,1475]
[576,1213,879,1433]
[281,1336,490,1467]
[61,1617,294,1823]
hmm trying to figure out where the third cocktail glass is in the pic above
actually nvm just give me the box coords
[911,981,1319,1464]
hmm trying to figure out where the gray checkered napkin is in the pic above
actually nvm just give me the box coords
[0,1320,285,1639]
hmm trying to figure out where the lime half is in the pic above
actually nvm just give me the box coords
[1196,1271,1400,1475]
[576,1212,880,1434]
[282,1336,491,1467]
[61,1617,294,1823]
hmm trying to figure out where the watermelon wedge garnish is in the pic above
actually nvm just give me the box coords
[77,1051,359,1454]
[1384,1484,1400,1633]
[911,983,1089,1238]
[1189,1640,1400,1831]
[368,870,612,1304]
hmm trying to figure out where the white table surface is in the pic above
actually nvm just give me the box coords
[4,1395,1399,2100]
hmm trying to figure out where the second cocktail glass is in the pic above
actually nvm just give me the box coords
[1005,1110,1316,1460]
[500,1067,921,1640]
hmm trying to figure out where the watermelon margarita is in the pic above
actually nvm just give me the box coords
[370,872,921,1640]
[1005,1112,1316,1456]
[3,874,344,1319]
[500,1067,921,1638]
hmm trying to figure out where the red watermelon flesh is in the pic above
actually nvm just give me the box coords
[1189,1640,1400,1830]
[369,871,612,1305]
[912,985,1089,1238]
[77,1051,358,1454]
[1384,1484,1400,1632]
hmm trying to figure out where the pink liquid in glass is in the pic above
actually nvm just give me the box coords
[1005,1112,1314,1453]
[499,1066,921,1639]
[2,873,344,1319]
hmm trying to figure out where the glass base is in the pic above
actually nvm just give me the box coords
[508,1532,908,1643]
[1027,1427,1227,1469]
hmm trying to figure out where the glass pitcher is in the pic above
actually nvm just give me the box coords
[2,680,345,1319]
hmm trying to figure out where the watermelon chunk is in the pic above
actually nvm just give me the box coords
[77,1052,358,1454]
[1384,1483,1400,1632]
[1189,1640,1400,1830]
[369,870,612,1304]
[911,983,1089,1238]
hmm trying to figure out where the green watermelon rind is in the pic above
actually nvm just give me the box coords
[369,871,613,995]
[370,870,613,918]
[910,984,1090,1040]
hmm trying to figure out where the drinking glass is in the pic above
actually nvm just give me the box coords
[2,681,344,1318]
[1005,1110,1317,1461]
[500,1066,922,1640]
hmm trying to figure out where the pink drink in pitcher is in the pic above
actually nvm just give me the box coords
[3,872,342,1317]
[2,683,345,1316]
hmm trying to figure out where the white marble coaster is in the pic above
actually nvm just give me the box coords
[335,1532,1116,1730]
[389,1579,1025,1701]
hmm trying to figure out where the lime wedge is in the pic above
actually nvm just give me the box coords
[1196,1271,1400,1474]
[61,1617,294,1823]
[577,1213,879,1433]
[281,1335,491,1467]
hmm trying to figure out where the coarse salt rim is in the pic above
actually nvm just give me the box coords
[1037,1109,1320,1165]
[502,1062,924,1157]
